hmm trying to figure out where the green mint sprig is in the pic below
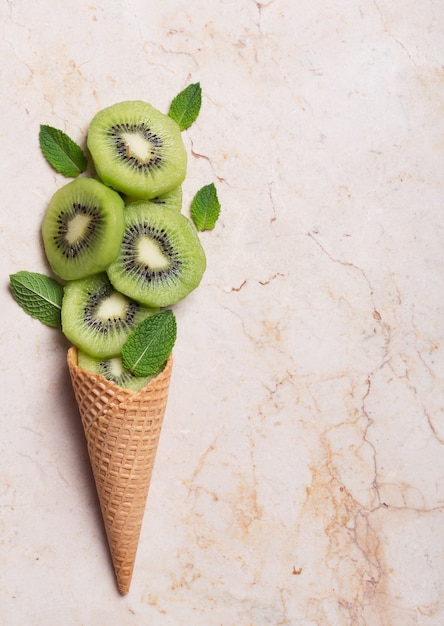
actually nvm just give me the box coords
[39,125,88,178]
[122,310,177,377]
[190,183,221,231]
[9,271,64,328]
[168,83,202,131]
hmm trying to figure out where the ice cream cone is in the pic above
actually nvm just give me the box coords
[66,346,173,595]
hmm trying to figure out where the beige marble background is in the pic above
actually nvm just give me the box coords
[1,1,444,624]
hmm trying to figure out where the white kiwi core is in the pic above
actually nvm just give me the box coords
[96,292,129,320]
[123,132,154,163]
[107,357,125,378]
[137,237,170,269]
[66,213,92,244]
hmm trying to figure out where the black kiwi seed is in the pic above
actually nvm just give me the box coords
[98,359,134,385]
[106,202,206,308]
[77,350,153,390]
[61,272,158,358]
[109,123,163,172]
[83,283,139,335]
[87,100,187,200]
[55,202,102,259]
[121,223,182,284]
[41,177,125,281]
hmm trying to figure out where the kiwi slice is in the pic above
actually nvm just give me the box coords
[87,100,187,200]
[62,272,158,358]
[77,350,153,391]
[125,186,183,212]
[41,178,125,281]
[106,202,206,308]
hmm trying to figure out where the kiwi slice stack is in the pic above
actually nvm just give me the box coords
[36,97,207,388]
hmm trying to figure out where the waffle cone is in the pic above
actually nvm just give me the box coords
[67,346,172,595]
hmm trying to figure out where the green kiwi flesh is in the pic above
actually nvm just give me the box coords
[62,272,158,358]
[87,100,187,200]
[106,202,206,308]
[41,178,125,281]
[77,350,153,390]
[125,186,183,212]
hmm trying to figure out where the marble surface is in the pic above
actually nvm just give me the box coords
[2,1,444,624]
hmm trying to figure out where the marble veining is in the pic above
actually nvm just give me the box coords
[1,0,443,624]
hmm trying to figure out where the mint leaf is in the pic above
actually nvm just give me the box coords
[190,183,221,231]
[168,82,202,131]
[9,271,64,328]
[122,310,177,377]
[39,125,87,177]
